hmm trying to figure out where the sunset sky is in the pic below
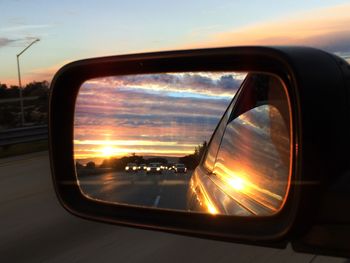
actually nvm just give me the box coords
[2,1,350,163]
[1,1,350,85]
[74,72,245,162]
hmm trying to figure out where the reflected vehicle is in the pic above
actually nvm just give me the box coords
[168,163,176,171]
[146,163,162,174]
[140,164,147,171]
[189,73,292,216]
[125,163,138,172]
[175,164,187,173]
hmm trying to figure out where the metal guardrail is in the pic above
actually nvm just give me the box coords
[0,125,48,147]
[0,96,39,104]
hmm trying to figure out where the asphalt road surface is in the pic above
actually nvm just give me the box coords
[0,151,348,263]
[78,170,191,210]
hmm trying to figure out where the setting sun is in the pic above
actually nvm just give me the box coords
[100,146,114,158]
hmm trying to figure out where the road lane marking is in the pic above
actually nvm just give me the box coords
[153,195,161,207]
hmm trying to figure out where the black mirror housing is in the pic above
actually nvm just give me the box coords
[49,46,350,257]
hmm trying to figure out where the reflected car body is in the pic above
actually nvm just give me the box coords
[188,74,292,216]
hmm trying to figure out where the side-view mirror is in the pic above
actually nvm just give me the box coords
[49,46,350,257]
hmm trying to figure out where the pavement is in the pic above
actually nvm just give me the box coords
[0,151,348,263]
[78,170,191,210]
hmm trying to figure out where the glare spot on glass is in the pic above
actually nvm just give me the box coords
[228,177,245,191]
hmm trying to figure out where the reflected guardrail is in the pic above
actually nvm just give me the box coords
[0,125,48,147]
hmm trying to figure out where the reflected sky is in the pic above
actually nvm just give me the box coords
[74,72,246,163]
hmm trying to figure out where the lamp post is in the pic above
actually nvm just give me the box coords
[16,38,40,126]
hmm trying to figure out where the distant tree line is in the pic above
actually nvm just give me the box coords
[77,141,208,171]
[0,81,49,129]
[179,141,207,169]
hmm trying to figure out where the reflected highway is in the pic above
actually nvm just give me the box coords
[78,170,192,210]
[0,151,347,263]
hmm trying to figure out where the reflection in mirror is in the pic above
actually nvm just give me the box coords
[189,74,292,216]
[74,72,245,209]
[74,72,292,217]
[211,105,290,215]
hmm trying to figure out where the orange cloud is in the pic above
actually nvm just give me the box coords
[27,60,72,83]
[73,73,237,161]
[183,3,350,53]
[2,60,72,86]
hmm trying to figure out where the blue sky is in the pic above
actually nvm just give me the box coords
[1,0,350,85]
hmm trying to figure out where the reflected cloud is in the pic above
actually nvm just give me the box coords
[74,72,243,161]
[84,72,245,98]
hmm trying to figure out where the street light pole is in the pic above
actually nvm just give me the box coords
[16,38,40,126]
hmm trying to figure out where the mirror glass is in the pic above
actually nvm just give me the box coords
[74,72,292,216]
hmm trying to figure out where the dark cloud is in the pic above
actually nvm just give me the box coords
[75,87,231,129]
[91,72,245,97]
[0,37,16,47]
[255,32,350,54]
[0,36,41,48]
[74,102,224,129]
[313,31,350,53]
[108,113,220,127]
[76,84,231,120]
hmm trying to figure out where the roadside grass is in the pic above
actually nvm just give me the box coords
[0,140,48,159]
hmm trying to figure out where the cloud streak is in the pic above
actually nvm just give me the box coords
[182,3,350,54]
[0,24,52,32]
[74,73,241,159]
[0,36,41,49]
[0,37,16,47]
[86,72,245,99]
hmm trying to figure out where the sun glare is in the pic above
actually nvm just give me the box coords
[207,203,218,215]
[228,177,245,191]
[100,146,114,158]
